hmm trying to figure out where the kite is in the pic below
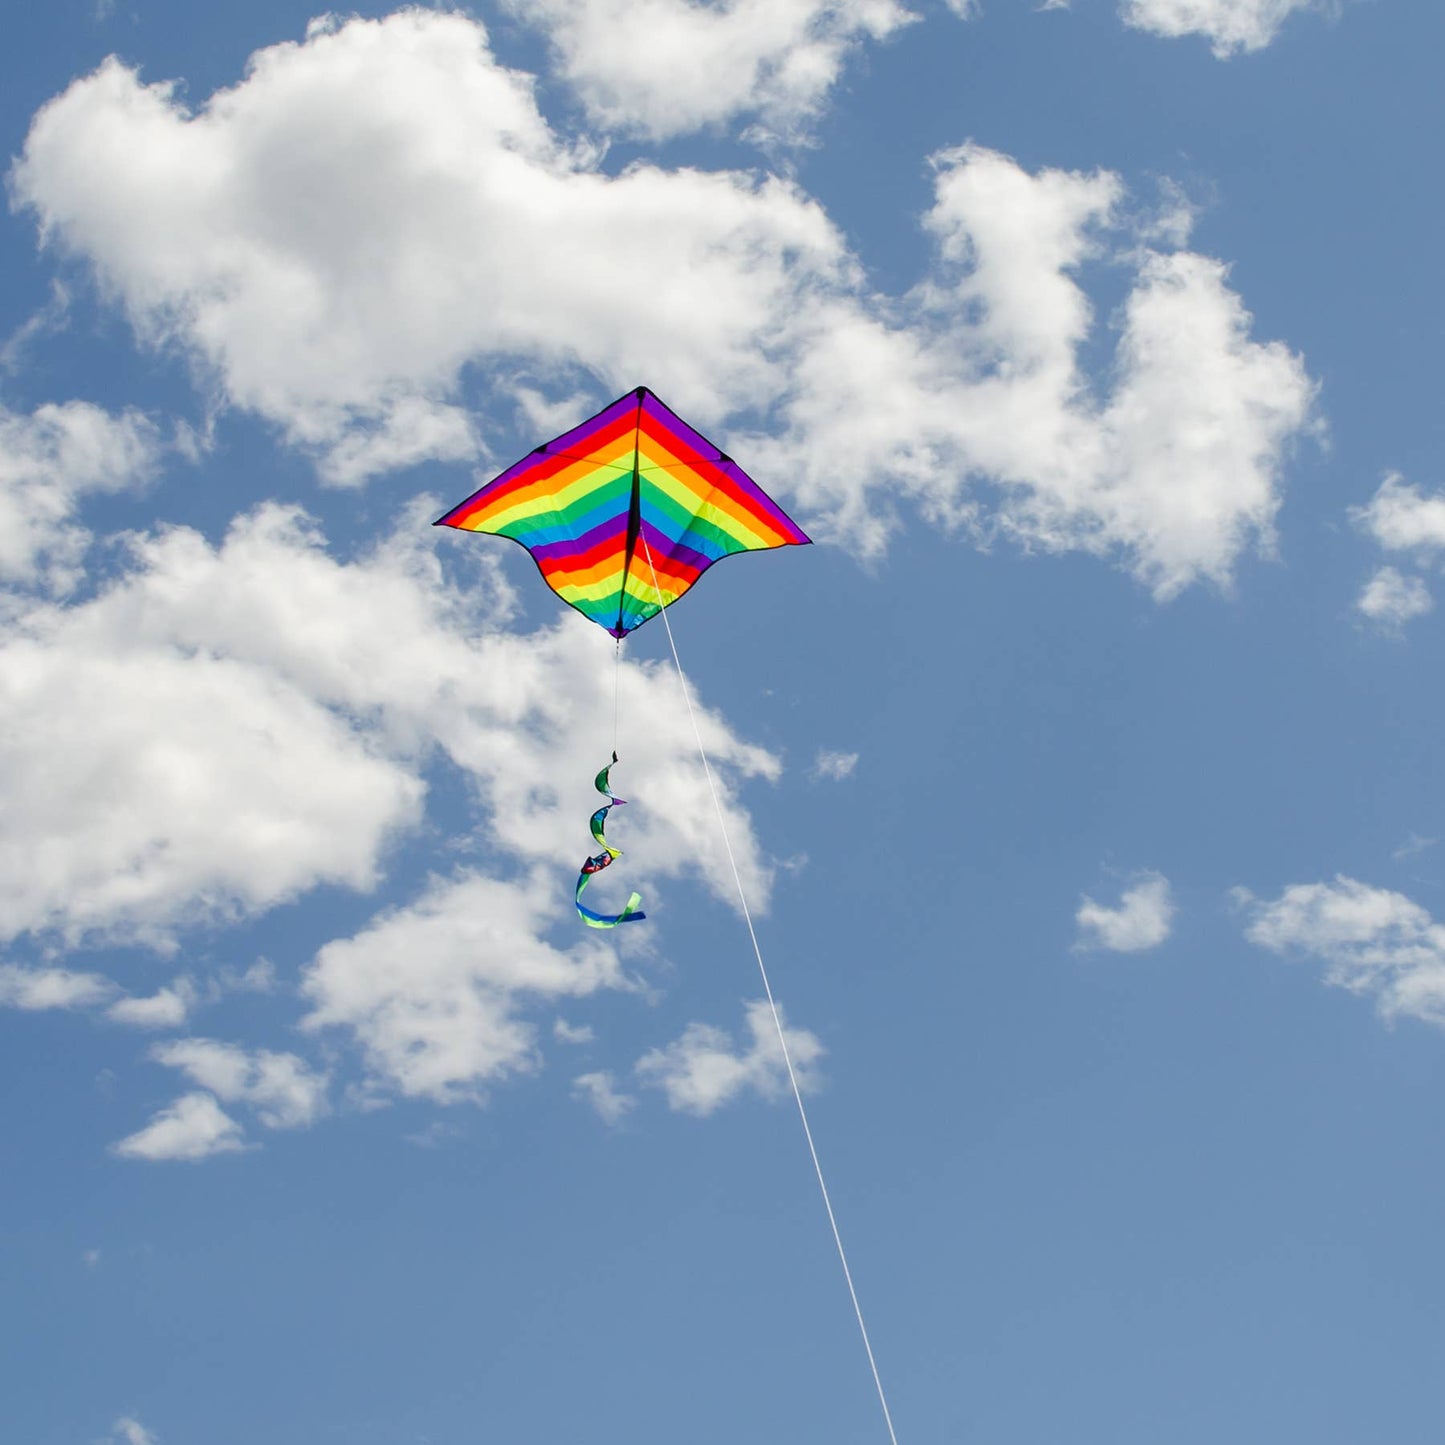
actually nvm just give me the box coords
[438,393,892,1437]
[436,385,810,926]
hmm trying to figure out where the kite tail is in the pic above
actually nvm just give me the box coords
[576,752,645,928]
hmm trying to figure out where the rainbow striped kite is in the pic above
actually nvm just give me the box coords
[434,386,810,638]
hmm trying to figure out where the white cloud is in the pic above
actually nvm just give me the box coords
[111,1090,247,1161]
[573,1070,635,1125]
[219,959,277,994]
[11,17,1314,597]
[1075,872,1174,952]
[106,979,195,1029]
[553,1018,595,1044]
[1353,473,1445,556]
[11,14,847,481]
[0,484,777,999]
[1119,0,1322,55]
[811,748,859,781]
[0,508,428,948]
[509,0,916,141]
[303,872,627,1104]
[1237,876,1445,1027]
[0,962,114,1009]
[742,145,1314,593]
[636,999,823,1115]
[150,1038,329,1128]
[1357,566,1433,630]
[113,1419,157,1445]
[0,401,159,591]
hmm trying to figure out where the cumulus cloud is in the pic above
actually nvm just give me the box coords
[11,13,845,481]
[1119,0,1322,55]
[0,401,159,591]
[742,144,1315,593]
[1353,474,1445,556]
[111,1090,247,1161]
[0,511,426,947]
[0,498,778,950]
[1357,566,1432,630]
[1075,872,1174,952]
[509,0,916,140]
[106,979,195,1028]
[150,1038,329,1128]
[573,1069,635,1124]
[1349,476,1443,631]
[303,872,626,1104]
[1237,876,1445,1027]
[636,999,823,1115]
[0,962,114,1009]
[12,15,1315,595]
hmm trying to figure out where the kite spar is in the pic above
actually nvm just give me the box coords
[435,387,901,1444]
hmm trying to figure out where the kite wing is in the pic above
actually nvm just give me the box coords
[434,386,810,637]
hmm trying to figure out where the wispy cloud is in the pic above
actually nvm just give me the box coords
[0,963,114,1010]
[811,748,859,781]
[113,1419,157,1445]
[107,979,195,1029]
[573,1070,635,1125]
[636,1000,823,1115]
[150,1038,329,1130]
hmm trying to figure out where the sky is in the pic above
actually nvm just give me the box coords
[3,1,1444,1442]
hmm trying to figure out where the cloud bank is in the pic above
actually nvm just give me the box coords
[13,11,1315,595]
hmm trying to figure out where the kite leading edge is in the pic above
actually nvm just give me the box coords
[434,385,810,927]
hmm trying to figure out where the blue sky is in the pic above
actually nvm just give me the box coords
[4,2,1445,1443]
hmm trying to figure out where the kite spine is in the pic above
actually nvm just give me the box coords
[613,388,646,639]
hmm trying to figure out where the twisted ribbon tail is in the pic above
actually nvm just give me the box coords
[576,752,645,927]
[575,867,646,928]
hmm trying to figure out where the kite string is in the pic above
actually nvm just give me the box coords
[640,538,901,1445]
[613,635,622,756]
